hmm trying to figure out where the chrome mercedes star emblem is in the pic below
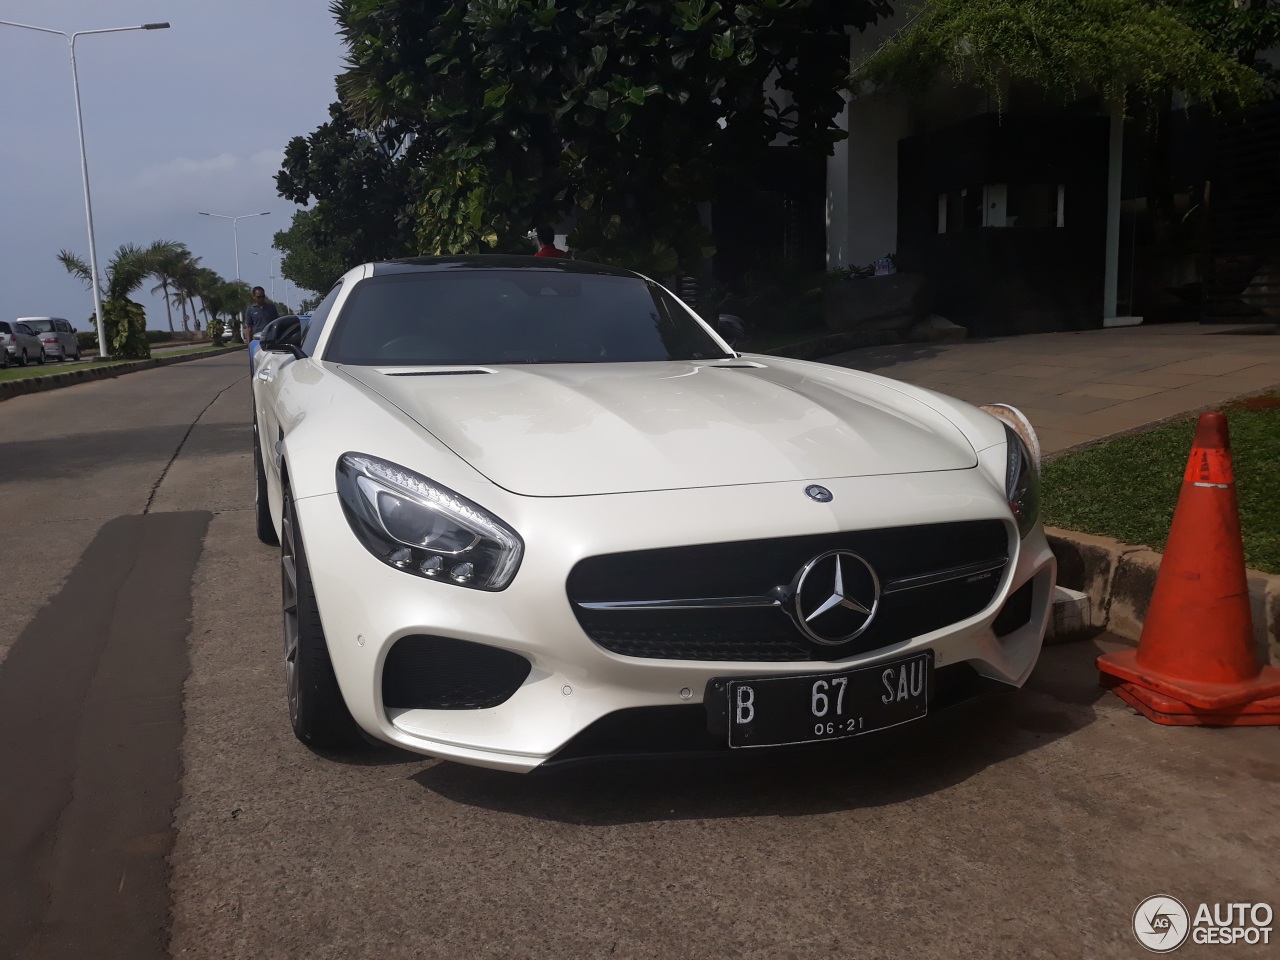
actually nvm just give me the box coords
[789,550,880,645]
[805,484,833,503]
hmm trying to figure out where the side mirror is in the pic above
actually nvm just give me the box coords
[260,315,303,352]
[716,314,746,348]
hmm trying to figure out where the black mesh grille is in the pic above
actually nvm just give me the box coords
[992,579,1035,637]
[568,521,1010,662]
[381,636,531,710]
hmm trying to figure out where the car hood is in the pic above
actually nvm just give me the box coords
[339,359,976,497]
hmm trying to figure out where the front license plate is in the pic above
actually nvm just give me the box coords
[723,652,931,748]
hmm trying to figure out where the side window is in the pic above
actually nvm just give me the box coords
[301,283,342,357]
[0,322,10,335]
[17,324,32,335]
[58,321,71,332]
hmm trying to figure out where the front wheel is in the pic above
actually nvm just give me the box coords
[19,350,29,367]
[281,486,360,749]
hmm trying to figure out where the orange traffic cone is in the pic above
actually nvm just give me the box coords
[1097,412,1280,725]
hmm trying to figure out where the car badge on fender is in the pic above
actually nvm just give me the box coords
[805,484,833,503]
[789,550,881,645]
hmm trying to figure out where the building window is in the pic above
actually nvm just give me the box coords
[938,184,1064,232]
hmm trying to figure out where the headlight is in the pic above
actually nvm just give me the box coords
[979,403,1041,538]
[336,453,523,590]
[1002,424,1041,538]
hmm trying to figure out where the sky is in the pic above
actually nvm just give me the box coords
[0,1,347,329]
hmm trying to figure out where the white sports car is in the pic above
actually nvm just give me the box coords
[252,256,1055,772]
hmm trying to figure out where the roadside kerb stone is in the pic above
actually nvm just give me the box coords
[1046,526,1280,667]
[0,346,246,404]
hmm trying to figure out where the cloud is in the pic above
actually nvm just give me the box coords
[132,148,284,187]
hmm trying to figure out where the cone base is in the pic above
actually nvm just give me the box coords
[1104,679,1280,726]
[1097,648,1280,710]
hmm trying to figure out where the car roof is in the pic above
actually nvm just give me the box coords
[369,255,642,280]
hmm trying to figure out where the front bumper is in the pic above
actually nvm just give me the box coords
[295,470,1055,773]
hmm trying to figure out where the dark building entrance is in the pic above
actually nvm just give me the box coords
[897,113,1110,337]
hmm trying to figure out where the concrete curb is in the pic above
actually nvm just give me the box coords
[0,346,246,403]
[1046,526,1280,667]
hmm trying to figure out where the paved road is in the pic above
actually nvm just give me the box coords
[0,351,1276,960]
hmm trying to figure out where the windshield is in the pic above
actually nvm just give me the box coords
[22,319,53,333]
[323,271,730,366]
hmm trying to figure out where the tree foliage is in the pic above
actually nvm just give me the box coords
[850,0,1265,110]
[1180,0,1280,88]
[275,101,420,293]
[296,0,889,277]
[57,242,186,359]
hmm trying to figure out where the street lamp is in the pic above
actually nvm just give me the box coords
[0,19,170,360]
[198,210,270,341]
[251,250,277,301]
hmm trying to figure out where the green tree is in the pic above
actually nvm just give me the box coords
[275,101,420,296]
[147,240,193,335]
[849,0,1263,110]
[57,242,170,359]
[293,0,889,277]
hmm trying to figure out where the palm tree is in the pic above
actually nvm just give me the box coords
[147,241,192,336]
[170,256,207,334]
[58,243,168,359]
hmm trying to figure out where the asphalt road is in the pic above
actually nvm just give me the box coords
[0,353,1276,960]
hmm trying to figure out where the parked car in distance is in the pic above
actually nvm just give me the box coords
[17,317,80,361]
[0,320,46,367]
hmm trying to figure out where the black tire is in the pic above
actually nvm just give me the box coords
[1,349,9,369]
[281,486,360,748]
[36,350,45,365]
[71,346,80,361]
[19,350,29,367]
[253,425,279,546]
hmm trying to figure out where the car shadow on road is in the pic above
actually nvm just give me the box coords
[0,422,250,483]
[410,639,1113,825]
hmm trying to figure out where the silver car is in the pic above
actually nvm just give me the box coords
[17,317,80,361]
[0,320,46,367]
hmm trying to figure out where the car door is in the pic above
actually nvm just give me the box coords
[56,320,75,354]
[14,323,38,360]
[254,282,343,501]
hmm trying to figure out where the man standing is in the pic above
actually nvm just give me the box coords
[244,286,279,364]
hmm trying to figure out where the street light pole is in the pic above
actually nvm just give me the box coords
[251,250,277,301]
[198,211,270,341]
[0,19,170,360]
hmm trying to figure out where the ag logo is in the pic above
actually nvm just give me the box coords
[1133,895,1190,953]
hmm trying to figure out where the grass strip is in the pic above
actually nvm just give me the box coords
[1041,393,1280,574]
[0,345,232,383]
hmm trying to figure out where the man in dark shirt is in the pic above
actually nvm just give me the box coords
[244,287,280,364]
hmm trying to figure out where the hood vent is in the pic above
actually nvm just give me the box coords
[384,368,493,377]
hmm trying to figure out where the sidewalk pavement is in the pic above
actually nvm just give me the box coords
[821,322,1280,456]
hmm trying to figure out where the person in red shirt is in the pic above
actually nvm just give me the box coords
[533,226,568,258]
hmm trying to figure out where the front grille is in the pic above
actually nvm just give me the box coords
[568,521,1010,662]
[381,635,531,710]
